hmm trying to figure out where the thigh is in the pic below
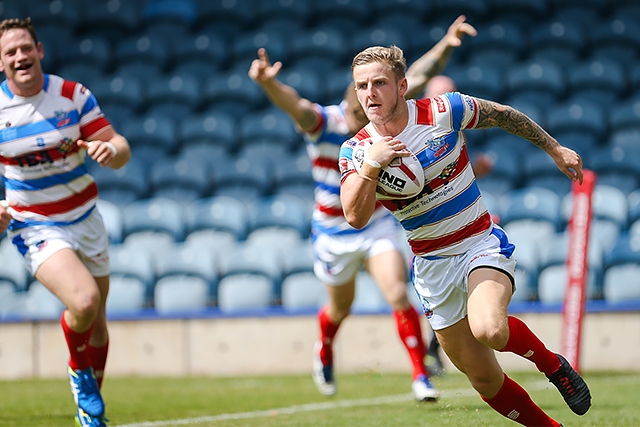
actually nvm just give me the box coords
[36,247,99,309]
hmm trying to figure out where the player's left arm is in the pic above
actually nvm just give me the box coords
[473,97,583,184]
[78,126,131,170]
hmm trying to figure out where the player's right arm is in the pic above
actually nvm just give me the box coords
[248,48,320,132]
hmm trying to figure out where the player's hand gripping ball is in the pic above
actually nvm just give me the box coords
[352,139,425,199]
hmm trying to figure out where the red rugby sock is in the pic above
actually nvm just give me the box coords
[499,316,561,375]
[318,306,341,365]
[393,306,427,379]
[60,311,94,371]
[88,341,109,389]
[482,373,562,427]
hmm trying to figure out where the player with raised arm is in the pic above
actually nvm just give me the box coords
[249,16,476,401]
[339,45,591,426]
[0,18,131,427]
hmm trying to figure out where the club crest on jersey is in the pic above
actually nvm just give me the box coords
[425,136,449,158]
[419,295,433,319]
[58,137,75,154]
[54,110,71,127]
[438,159,458,181]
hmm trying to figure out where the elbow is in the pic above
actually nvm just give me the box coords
[344,211,367,230]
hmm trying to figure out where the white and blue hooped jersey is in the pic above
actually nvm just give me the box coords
[339,93,494,257]
[303,101,393,236]
[0,74,111,229]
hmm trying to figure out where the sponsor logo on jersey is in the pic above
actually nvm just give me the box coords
[54,110,71,127]
[434,96,446,113]
[58,137,75,154]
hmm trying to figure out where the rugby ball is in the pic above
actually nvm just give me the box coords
[352,139,424,199]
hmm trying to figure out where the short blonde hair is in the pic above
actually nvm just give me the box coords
[351,45,406,82]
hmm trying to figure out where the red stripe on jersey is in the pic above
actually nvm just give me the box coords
[314,156,340,171]
[308,109,325,135]
[81,117,111,139]
[409,211,492,255]
[317,203,344,217]
[416,99,434,125]
[61,80,77,101]
[465,98,480,129]
[11,182,98,216]
[0,144,82,166]
[354,128,371,141]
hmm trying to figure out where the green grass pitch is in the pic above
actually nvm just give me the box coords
[0,371,638,426]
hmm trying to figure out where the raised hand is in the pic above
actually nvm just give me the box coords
[248,47,283,84]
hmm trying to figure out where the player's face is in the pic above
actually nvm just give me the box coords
[353,62,405,127]
[0,28,44,96]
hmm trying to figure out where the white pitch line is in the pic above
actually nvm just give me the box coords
[115,376,640,427]
[115,385,507,427]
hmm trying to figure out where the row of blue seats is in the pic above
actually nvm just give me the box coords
[1,227,638,321]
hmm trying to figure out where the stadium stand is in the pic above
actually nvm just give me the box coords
[3,0,639,321]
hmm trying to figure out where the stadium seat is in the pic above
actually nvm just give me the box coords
[113,34,171,77]
[217,243,283,311]
[92,157,149,208]
[154,276,211,314]
[204,71,266,119]
[277,68,325,106]
[107,275,148,315]
[603,233,640,270]
[487,0,547,28]
[56,35,112,75]
[0,240,30,292]
[280,240,325,311]
[314,0,371,27]
[352,272,389,313]
[567,59,627,108]
[536,232,604,303]
[561,185,628,232]
[120,111,179,155]
[290,28,347,74]
[259,0,315,26]
[467,22,526,70]
[78,0,139,43]
[589,17,640,66]
[588,146,640,196]
[143,0,197,30]
[122,197,185,243]
[196,0,257,34]
[508,230,540,301]
[446,63,504,101]
[96,199,123,245]
[184,196,250,242]
[154,243,218,308]
[148,157,209,204]
[628,189,640,227]
[90,73,145,114]
[247,194,311,241]
[231,28,290,70]
[272,149,315,201]
[521,152,573,198]
[108,243,155,308]
[22,281,65,321]
[323,68,354,106]
[171,32,228,79]
[350,26,407,61]
[144,73,203,121]
[603,264,640,303]
[210,155,273,201]
[528,19,586,70]
[476,146,522,195]
[176,143,230,173]
[499,187,563,233]
[505,60,566,110]
[609,96,640,132]
[239,108,299,151]
[609,128,640,151]
[177,111,237,154]
[545,101,607,151]
[29,0,82,32]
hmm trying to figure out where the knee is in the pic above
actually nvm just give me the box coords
[469,320,509,350]
[68,289,101,321]
[383,282,410,310]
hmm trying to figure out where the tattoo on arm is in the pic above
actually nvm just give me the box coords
[474,98,559,151]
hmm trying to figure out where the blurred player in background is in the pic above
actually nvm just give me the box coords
[0,17,131,427]
[340,44,590,426]
[249,16,476,401]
